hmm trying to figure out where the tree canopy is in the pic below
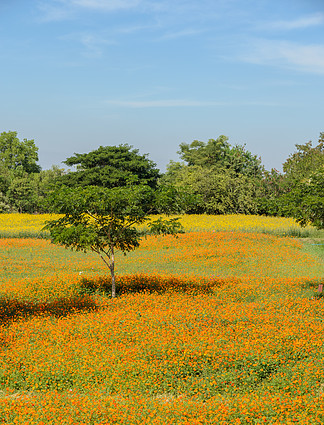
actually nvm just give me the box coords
[43,184,185,297]
[60,144,161,189]
[282,133,324,185]
[161,136,265,214]
[261,133,324,218]
[163,165,261,214]
[283,167,324,229]
[0,131,41,174]
[0,129,323,220]
[0,131,43,212]
[178,136,264,178]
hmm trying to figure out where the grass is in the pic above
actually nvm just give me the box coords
[301,240,324,263]
[0,231,322,285]
[0,214,323,423]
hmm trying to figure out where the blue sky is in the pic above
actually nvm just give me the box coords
[1,0,323,172]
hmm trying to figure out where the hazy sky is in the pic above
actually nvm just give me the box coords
[1,0,323,172]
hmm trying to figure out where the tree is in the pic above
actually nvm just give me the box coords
[160,136,265,215]
[284,167,324,229]
[283,133,324,185]
[266,132,324,218]
[178,136,231,167]
[178,136,264,178]
[3,166,65,213]
[160,136,264,215]
[164,165,261,214]
[257,168,287,216]
[0,131,41,212]
[0,191,10,213]
[60,144,161,189]
[43,185,184,298]
[6,174,39,213]
[0,131,41,174]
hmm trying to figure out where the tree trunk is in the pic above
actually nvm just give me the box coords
[98,247,116,298]
[110,247,116,298]
[111,271,116,298]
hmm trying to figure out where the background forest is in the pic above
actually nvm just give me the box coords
[0,130,323,226]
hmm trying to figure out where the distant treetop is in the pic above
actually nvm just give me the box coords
[178,135,264,178]
[61,144,161,189]
[282,132,324,183]
[0,131,41,174]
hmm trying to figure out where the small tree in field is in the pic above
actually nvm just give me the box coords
[43,185,184,297]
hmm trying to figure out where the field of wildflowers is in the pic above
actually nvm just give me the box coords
[173,214,323,237]
[0,214,61,238]
[0,213,323,238]
[0,214,323,423]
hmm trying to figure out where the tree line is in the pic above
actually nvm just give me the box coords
[2,129,323,297]
[0,130,323,229]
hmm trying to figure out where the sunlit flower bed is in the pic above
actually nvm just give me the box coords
[0,231,322,285]
[0,213,61,238]
[0,225,323,423]
[0,277,324,423]
[177,213,313,235]
[0,213,318,238]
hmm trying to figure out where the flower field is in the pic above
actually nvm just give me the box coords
[0,215,323,423]
[172,214,319,237]
[0,213,322,238]
[0,214,61,239]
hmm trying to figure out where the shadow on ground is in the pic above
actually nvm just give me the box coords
[78,274,225,297]
[0,295,98,324]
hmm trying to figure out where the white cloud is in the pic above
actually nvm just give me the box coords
[79,33,114,57]
[158,28,205,40]
[69,0,141,10]
[241,39,324,74]
[37,0,142,21]
[59,32,115,57]
[262,13,324,31]
[37,1,71,22]
[105,99,280,107]
[36,0,243,23]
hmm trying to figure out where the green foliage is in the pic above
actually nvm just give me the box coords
[160,160,186,186]
[6,173,39,213]
[285,167,324,229]
[0,131,41,174]
[154,184,199,214]
[178,135,264,178]
[0,129,323,219]
[0,131,66,213]
[257,168,288,216]
[61,144,160,189]
[44,185,152,249]
[3,166,65,213]
[283,133,324,185]
[270,134,324,220]
[163,165,261,214]
[44,185,184,296]
[161,136,265,215]
[0,191,10,213]
[258,133,324,217]
[148,217,184,236]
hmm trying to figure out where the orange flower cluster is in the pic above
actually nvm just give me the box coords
[1,389,324,424]
[0,287,324,423]
[134,231,321,278]
[0,231,322,423]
